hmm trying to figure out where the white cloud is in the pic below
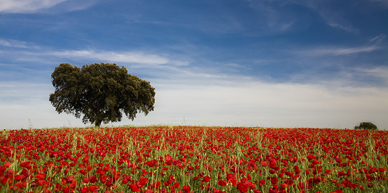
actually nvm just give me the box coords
[48,50,190,66]
[0,0,66,13]
[0,39,27,48]
[321,46,379,55]
[326,21,358,33]
[292,45,380,56]
[52,0,98,12]
[0,39,39,49]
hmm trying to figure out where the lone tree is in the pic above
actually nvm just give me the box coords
[49,63,155,127]
[354,122,378,130]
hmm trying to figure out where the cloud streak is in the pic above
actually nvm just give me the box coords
[258,0,359,33]
[289,44,381,57]
[0,48,190,69]
[49,50,169,65]
[0,0,66,13]
[0,39,39,49]
[43,50,189,67]
[307,45,380,56]
[317,10,358,33]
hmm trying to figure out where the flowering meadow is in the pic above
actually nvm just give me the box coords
[1,126,388,193]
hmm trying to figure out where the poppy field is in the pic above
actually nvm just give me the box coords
[1,126,388,193]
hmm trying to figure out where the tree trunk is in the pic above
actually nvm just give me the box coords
[95,120,102,127]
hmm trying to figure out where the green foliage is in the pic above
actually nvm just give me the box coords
[49,63,155,127]
[354,122,378,130]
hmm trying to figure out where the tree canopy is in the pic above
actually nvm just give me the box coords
[354,122,378,130]
[49,63,155,127]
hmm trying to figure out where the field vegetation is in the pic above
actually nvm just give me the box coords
[1,126,387,192]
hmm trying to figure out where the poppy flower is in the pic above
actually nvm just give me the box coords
[15,174,26,181]
[237,182,249,193]
[130,183,141,192]
[183,185,191,193]
[218,180,227,186]
[202,176,211,183]
[35,173,46,180]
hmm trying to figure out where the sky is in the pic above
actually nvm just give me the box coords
[0,0,387,129]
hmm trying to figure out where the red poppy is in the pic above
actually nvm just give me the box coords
[13,182,26,188]
[218,180,227,186]
[183,185,191,193]
[88,185,99,191]
[130,183,140,192]
[237,182,249,193]
[202,176,211,183]
[35,173,46,180]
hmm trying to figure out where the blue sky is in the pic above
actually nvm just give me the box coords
[1,0,387,129]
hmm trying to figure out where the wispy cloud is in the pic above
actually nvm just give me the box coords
[291,44,380,56]
[357,66,388,77]
[47,49,190,67]
[0,39,39,49]
[0,0,66,13]
[245,0,360,33]
[355,66,388,85]
[318,10,358,33]
[370,34,386,44]
[271,0,359,33]
[49,50,167,65]
[224,63,244,68]
[300,66,388,88]
[245,0,298,33]
[0,48,190,67]
[278,21,295,31]
[50,0,99,13]
[312,45,379,56]
[0,0,99,14]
